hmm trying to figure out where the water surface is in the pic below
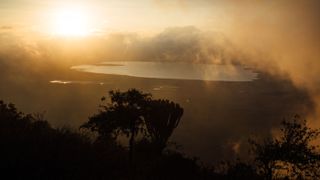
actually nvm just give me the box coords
[71,61,258,82]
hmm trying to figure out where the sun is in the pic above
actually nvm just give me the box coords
[52,7,90,37]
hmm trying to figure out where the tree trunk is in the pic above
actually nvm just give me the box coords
[129,118,136,180]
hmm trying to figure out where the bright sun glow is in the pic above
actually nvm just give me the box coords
[53,7,90,36]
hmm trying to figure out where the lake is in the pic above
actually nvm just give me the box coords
[71,61,258,82]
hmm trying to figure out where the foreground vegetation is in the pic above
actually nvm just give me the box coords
[1,89,320,179]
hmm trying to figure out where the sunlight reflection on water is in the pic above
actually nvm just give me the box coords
[71,61,258,82]
[50,80,105,85]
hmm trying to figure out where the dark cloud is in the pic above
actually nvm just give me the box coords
[85,26,241,66]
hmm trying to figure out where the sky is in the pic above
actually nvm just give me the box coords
[0,0,223,35]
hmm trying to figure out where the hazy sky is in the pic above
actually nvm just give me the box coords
[0,0,237,37]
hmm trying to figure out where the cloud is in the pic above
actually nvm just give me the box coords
[217,0,320,122]
[149,0,320,91]
[87,26,241,66]
[0,26,13,30]
[149,0,320,127]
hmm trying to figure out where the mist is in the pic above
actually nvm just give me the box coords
[217,0,320,126]
[153,0,320,126]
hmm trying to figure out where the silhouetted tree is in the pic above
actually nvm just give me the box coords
[82,89,184,154]
[224,161,261,179]
[249,115,320,179]
[144,99,183,155]
[81,89,184,179]
[82,89,151,166]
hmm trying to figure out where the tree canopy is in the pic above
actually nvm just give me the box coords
[249,115,320,179]
[81,89,184,155]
